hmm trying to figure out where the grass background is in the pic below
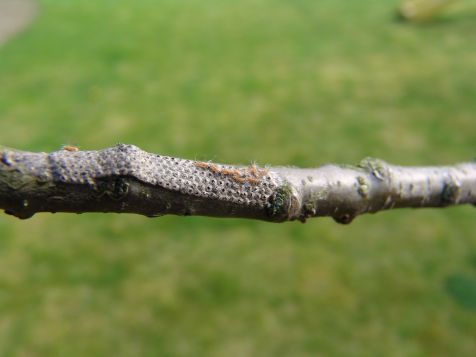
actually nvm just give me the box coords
[0,0,475,355]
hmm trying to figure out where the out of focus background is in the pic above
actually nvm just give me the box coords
[0,0,475,355]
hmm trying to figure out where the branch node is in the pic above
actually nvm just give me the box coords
[4,199,36,219]
[357,176,370,198]
[333,212,356,225]
[441,178,461,205]
[358,157,389,181]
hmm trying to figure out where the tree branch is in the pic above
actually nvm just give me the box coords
[0,144,474,223]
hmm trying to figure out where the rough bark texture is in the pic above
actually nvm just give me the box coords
[0,144,475,223]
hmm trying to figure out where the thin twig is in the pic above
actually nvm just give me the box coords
[0,144,474,223]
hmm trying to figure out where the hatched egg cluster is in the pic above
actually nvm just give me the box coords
[48,144,281,207]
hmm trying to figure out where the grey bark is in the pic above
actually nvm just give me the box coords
[0,144,474,223]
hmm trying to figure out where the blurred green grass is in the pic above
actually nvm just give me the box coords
[0,0,475,355]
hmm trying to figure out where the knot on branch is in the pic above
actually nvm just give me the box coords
[441,177,461,205]
[358,157,389,181]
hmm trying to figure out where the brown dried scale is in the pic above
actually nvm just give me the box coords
[47,144,281,207]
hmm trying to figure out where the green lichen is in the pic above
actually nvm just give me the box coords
[358,157,388,181]
[357,176,369,198]
[266,183,293,220]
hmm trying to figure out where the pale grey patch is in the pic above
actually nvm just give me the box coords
[48,144,281,207]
